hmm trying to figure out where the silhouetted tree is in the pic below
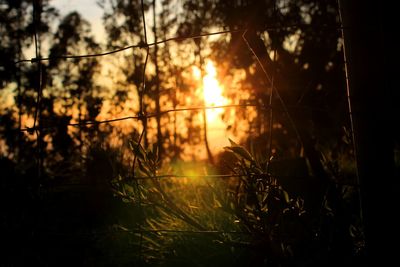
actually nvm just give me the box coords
[177,0,361,264]
[101,0,150,146]
[49,13,101,132]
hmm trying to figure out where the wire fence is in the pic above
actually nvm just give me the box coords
[20,0,301,171]
[11,0,359,248]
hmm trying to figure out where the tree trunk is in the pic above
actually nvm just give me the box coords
[17,5,22,162]
[153,0,163,159]
[197,45,214,165]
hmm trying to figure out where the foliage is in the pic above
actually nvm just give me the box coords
[106,138,313,266]
[0,0,368,265]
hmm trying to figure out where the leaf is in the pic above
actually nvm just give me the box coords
[228,146,254,162]
[129,140,146,160]
[135,167,149,178]
[141,233,162,249]
[282,190,290,204]
[349,224,359,238]
[213,196,222,208]
[262,193,269,206]
[124,184,134,194]
[229,138,239,147]
[138,160,152,177]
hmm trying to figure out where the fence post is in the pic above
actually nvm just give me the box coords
[339,0,397,263]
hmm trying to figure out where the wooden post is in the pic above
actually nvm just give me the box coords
[339,0,397,263]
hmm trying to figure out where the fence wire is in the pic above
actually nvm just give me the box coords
[10,0,360,240]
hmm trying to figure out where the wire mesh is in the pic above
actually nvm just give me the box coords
[9,0,361,240]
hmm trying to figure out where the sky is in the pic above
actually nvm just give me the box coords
[46,0,232,155]
[51,0,105,42]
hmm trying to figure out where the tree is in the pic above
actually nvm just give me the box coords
[101,0,150,147]
[48,11,102,158]
[0,0,57,161]
[177,0,361,263]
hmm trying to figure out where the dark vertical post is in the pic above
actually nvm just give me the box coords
[339,0,397,263]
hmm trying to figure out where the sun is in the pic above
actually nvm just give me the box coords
[193,60,227,122]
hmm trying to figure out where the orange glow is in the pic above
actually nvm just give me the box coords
[192,60,230,152]
[192,66,201,80]
[193,61,228,122]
